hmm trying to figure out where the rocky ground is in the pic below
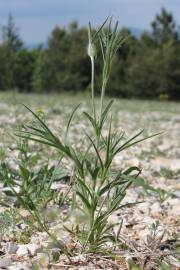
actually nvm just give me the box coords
[0,93,179,269]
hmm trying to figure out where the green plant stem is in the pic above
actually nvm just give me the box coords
[91,56,96,120]
[90,54,100,189]
[82,189,110,252]
[82,218,95,252]
[99,81,106,122]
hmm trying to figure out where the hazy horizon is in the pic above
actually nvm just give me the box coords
[0,0,180,45]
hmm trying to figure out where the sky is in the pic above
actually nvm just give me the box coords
[0,0,180,45]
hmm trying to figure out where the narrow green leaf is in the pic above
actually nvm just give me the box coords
[99,100,114,128]
[123,166,141,175]
[83,112,97,131]
[91,17,109,43]
[65,104,81,144]
[120,131,164,152]
[23,105,58,141]
[76,191,91,210]
[86,134,104,169]
[77,177,93,199]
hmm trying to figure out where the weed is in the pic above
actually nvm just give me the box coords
[1,138,72,256]
[13,18,161,254]
[1,139,56,210]
[133,177,172,203]
[160,167,175,179]
[146,221,166,252]
[153,167,176,179]
[0,208,17,239]
[0,146,5,161]
[159,262,172,270]
[154,188,172,203]
[16,226,33,244]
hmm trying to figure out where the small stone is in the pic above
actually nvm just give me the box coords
[127,158,140,167]
[5,242,18,254]
[8,265,30,270]
[27,243,41,256]
[141,216,155,225]
[51,182,68,190]
[171,159,180,171]
[175,183,180,189]
[158,138,172,151]
[173,191,180,198]
[151,158,180,171]
[72,254,86,263]
[137,201,150,213]
[107,214,119,225]
[150,202,161,214]
[0,257,12,269]
[16,245,28,256]
[168,255,180,267]
[19,209,31,219]
[168,198,180,216]
[151,158,171,171]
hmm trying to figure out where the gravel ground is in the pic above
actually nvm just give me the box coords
[0,92,179,269]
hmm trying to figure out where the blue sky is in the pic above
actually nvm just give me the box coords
[0,0,180,44]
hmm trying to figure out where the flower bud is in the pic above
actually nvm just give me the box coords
[87,42,96,58]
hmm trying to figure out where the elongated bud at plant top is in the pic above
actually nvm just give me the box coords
[87,42,97,58]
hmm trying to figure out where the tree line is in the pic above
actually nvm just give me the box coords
[0,8,180,100]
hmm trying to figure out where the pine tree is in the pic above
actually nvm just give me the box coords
[2,14,23,52]
[151,8,179,45]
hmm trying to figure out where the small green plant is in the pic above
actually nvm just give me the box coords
[1,138,72,257]
[146,221,166,252]
[154,187,172,203]
[160,167,175,179]
[0,146,5,161]
[159,262,172,270]
[133,176,172,203]
[16,225,33,244]
[15,18,161,253]
[0,208,17,239]
[153,167,176,179]
[1,138,56,210]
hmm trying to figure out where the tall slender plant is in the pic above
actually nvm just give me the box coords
[15,18,161,253]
